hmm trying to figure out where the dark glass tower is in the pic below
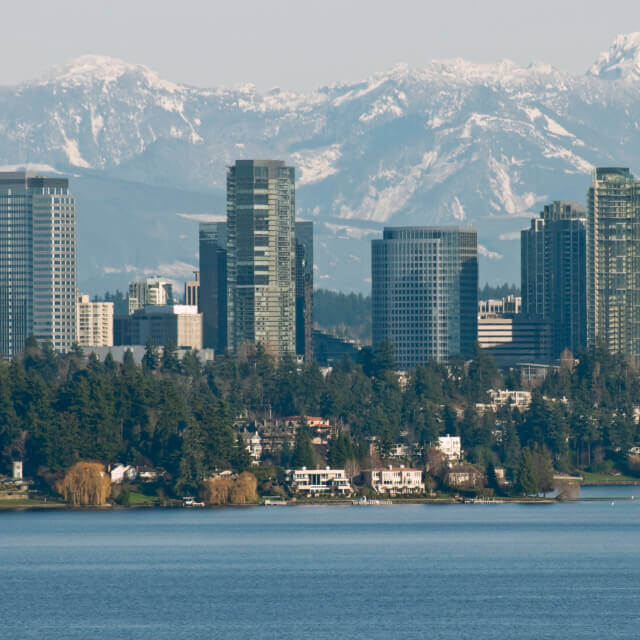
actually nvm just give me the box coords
[199,222,227,352]
[295,221,313,360]
[371,226,478,368]
[521,201,586,359]
[226,160,296,358]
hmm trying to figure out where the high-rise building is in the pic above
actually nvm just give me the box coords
[128,277,173,314]
[226,160,296,358]
[295,221,313,360]
[587,168,640,357]
[0,170,77,358]
[372,227,478,368]
[199,222,227,352]
[185,271,199,306]
[77,294,114,347]
[521,201,586,359]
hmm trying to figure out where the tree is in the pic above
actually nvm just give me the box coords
[518,448,538,496]
[292,427,316,468]
[162,340,180,373]
[142,339,159,372]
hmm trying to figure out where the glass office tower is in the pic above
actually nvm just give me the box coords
[372,226,478,368]
[587,168,640,358]
[226,160,296,358]
[0,170,77,358]
[521,201,586,359]
[199,222,227,352]
[295,221,313,360]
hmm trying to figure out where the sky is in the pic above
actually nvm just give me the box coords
[3,0,640,90]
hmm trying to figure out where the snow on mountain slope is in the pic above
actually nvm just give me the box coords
[3,35,640,292]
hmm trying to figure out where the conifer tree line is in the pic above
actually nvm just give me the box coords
[1,337,640,497]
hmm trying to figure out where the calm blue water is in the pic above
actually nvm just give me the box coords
[2,487,640,639]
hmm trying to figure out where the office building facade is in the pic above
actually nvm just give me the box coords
[0,170,77,357]
[521,201,586,358]
[184,271,199,306]
[199,222,227,352]
[372,227,478,368]
[587,168,640,358]
[295,221,313,360]
[226,160,296,358]
[114,305,202,350]
[77,294,114,347]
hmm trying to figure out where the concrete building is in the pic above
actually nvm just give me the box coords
[587,168,640,358]
[226,160,296,358]
[0,170,77,357]
[522,201,586,358]
[77,294,114,347]
[366,466,424,494]
[86,345,214,365]
[290,467,352,495]
[128,277,173,314]
[437,435,461,461]
[199,222,227,352]
[184,271,199,306]
[295,221,314,360]
[372,227,478,367]
[115,305,202,350]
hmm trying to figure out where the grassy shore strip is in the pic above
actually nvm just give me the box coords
[581,471,640,485]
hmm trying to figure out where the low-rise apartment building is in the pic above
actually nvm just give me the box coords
[365,465,424,495]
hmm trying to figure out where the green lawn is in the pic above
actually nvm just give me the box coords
[581,471,640,485]
[126,491,160,505]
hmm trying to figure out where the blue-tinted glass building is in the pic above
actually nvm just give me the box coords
[372,226,478,368]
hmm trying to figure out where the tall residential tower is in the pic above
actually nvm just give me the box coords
[0,170,77,358]
[372,227,478,368]
[226,160,296,358]
[521,201,586,359]
[587,168,640,358]
[295,221,313,360]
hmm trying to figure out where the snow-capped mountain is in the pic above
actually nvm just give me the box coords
[4,35,640,293]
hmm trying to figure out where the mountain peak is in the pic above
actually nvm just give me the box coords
[588,32,640,80]
[37,54,183,93]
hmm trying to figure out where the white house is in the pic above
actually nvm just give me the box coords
[366,465,424,495]
[437,435,461,461]
[241,430,263,465]
[110,464,137,484]
[290,467,352,495]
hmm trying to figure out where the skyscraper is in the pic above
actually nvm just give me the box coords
[295,221,313,360]
[372,226,478,368]
[226,160,296,358]
[0,170,77,358]
[587,167,640,357]
[521,201,586,359]
[128,277,173,314]
[199,222,227,352]
[77,294,114,347]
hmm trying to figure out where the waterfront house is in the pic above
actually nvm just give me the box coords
[289,467,352,496]
[365,465,424,495]
[110,464,137,484]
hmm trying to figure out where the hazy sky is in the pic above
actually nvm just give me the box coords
[4,0,640,90]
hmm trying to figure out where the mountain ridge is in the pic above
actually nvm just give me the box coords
[3,34,640,293]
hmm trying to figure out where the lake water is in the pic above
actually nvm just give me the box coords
[2,486,640,639]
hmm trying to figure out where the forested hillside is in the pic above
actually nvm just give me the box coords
[1,338,640,499]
